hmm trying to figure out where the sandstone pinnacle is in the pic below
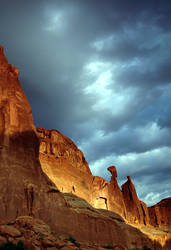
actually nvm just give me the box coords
[107,165,118,182]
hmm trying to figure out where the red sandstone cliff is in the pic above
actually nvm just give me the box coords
[36,127,94,203]
[37,128,128,218]
[0,45,67,224]
[36,125,171,247]
[36,125,171,232]
[122,176,150,226]
[91,166,127,218]
[148,198,171,230]
[0,45,170,249]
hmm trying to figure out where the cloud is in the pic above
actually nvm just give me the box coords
[0,0,171,206]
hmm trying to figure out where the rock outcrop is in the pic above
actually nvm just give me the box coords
[148,198,171,230]
[91,167,127,218]
[122,176,150,226]
[37,128,128,219]
[36,125,170,234]
[0,200,157,250]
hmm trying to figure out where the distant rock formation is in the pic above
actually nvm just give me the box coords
[91,166,127,218]
[122,176,150,226]
[0,45,170,249]
[148,198,171,230]
[36,124,171,233]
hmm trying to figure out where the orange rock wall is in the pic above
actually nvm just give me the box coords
[37,127,94,203]
[148,198,171,230]
[37,128,128,218]
[122,176,150,226]
[37,125,171,232]
[37,127,153,225]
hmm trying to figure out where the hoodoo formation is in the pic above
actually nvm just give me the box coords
[0,46,171,249]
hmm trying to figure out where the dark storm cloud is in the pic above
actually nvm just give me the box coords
[0,0,171,205]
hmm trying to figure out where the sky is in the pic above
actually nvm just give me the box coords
[0,0,171,206]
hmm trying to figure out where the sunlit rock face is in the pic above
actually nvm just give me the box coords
[122,176,150,226]
[37,128,150,224]
[37,129,128,218]
[148,198,171,230]
[91,166,127,218]
[37,127,94,203]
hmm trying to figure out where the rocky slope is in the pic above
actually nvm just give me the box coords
[0,45,171,249]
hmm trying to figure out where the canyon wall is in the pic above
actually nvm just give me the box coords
[0,45,67,225]
[148,198,171,230]
[37,127,166,230]
[0,45,170,249]
[37,128,128,218]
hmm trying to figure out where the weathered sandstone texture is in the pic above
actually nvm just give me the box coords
[122,176,150,226]
[0,45,67,225]
[36,122,171,249]
[37,127,152,226]
[37,131,128,220]
[0,203,157,250]
[37,125,171,233]
[91,166,127,218]
[148,198,171,230]
[37,127,94,204]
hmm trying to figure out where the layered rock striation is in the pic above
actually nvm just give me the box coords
[148,198,171,230]
[37,126,152,227]
[37,127,94,203]
[36,124,171,232]
[91,166,127,218]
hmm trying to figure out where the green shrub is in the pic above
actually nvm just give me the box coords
[0,241,27,250]
[101,246,114,249]
[143,246,151,250]
[64,236,80,248]
[37,236,45,241]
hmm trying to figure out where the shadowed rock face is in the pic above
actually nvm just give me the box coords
[148,198,171,230]
[0,45,67,224]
